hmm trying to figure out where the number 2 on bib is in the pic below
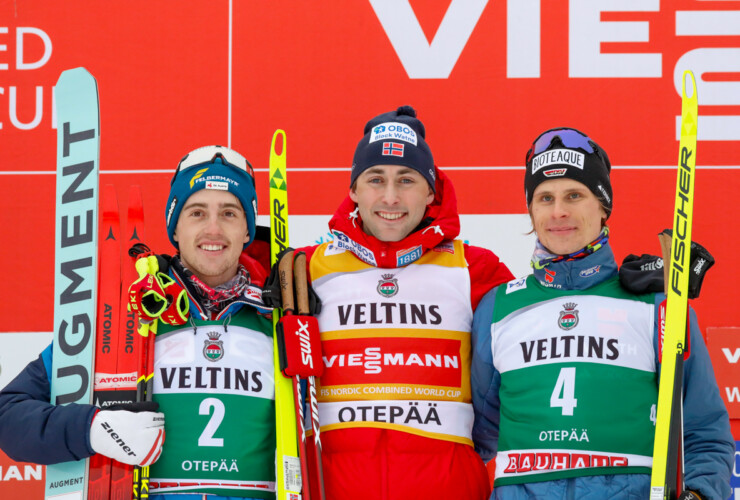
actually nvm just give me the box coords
[550,367,577,416]
[198,398,225,447]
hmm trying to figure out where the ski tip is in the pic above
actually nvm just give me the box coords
[56,67,95,85]
[271,129,286,159]
[681,70,697,102]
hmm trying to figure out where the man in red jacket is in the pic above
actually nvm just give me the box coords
[294,106,514,499]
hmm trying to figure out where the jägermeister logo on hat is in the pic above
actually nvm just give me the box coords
[203,331,224,361]
[377,274,398,298]
[558,303,579,330]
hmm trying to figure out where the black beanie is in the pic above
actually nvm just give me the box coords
[350,105,436,191]
[524,127,613,217]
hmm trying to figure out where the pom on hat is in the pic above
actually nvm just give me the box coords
[165,145,257,250]
[524,127,613,217]
[350,106,436,191]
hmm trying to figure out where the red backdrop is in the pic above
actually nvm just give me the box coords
[1,1,738,497]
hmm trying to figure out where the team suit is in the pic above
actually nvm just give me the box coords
[471,241,734,500]
[0,259,277,500]
[298,169,514,499]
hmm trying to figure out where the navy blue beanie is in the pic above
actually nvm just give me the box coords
[165,145,257,249]
[350,105,436,191]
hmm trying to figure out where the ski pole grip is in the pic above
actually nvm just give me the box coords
[658,232,672,295]
[294,253,309,315]
[279,250,295,313]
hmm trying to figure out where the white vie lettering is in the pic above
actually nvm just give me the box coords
[722,347,740,364]
[725,386,740,403]
[370,0,488,78]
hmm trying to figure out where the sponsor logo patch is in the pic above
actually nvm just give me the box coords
[579,265,601,278]
[544,168,567,177]
[369,122,418,145]
[396,245,422,266]
[531,149,585,175]
[382,142,404,157]
[166,197,178,226]
[433,241,455,254]
[544,268,556,284]
[506,277,527,294]
[558,302,579,330]
[189,167,209,188]
[320,336,462,388]
[377,274,399,298]
[94,372,138,390]
[205,180,229,190]
[331,230,377,266]
[503,452,628,474]
[203,331,225,361]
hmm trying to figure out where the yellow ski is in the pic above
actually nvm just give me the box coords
[269,130,302,499]
[650,70,698,500]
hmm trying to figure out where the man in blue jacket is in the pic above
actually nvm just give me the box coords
[471,127,734,500]
[0,145,277,500]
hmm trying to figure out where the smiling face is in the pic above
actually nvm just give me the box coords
[174,189,249,287]
[349,165,434,242]
[529,178,606,255]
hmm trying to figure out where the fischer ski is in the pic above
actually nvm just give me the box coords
[46,67,101,500]
[269,130,304,499]
[650,70,698,500]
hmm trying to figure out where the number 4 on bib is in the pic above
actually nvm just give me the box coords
[550,367,577,416]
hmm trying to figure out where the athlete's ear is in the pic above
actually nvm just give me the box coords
[173,232,178,242]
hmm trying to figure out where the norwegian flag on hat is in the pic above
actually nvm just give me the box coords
[382,142,404,157]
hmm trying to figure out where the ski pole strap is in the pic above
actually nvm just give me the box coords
[277,315,324,377]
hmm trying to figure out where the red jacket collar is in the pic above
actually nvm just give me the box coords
[327,169,461,268]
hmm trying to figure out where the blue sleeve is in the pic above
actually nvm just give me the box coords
[0,343,98,464]
[653,298,734,500]
[471,286,501,463]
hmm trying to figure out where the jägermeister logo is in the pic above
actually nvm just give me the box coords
[558,302,579,330]
[377,274,398,298]
[203,331,224,361]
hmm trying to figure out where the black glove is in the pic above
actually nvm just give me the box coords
[677,490,704,500]
[262,248,322,315]
[619,230,714,299]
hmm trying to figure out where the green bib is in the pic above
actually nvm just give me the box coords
[491,276,657,486]
[149,308,276,498]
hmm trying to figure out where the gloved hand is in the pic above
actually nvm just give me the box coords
[619,230,714,298]
[128,256,168,321]
[277,314,324,378]
[90,401,165,466]
[262,248,322,314]
[677,491,704,500]
[128,254,188,327]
